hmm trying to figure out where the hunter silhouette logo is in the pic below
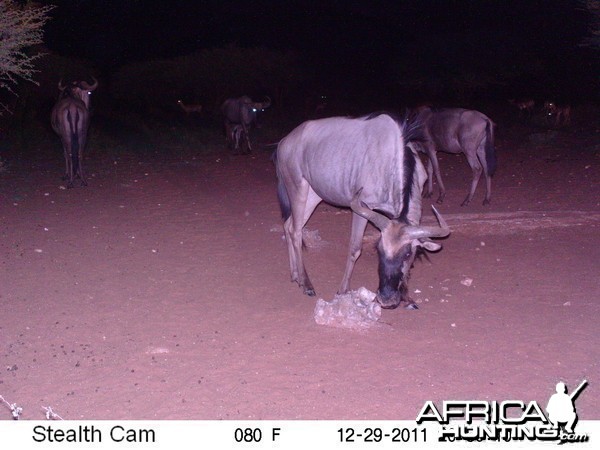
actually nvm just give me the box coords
[546,380,588,435]
[416,379,590,443]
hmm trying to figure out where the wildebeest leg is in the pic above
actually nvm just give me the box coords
[462,150,483,206]
[62,147,70,181]
[338,213,368,294]
[225,122,237,152]
[428,150,446,204]
[423,157,434,198]
[63,144,75,189]
[77,129,88,186]
[283,216,298,281]
[283,222,298,288]
[77,150,87,186]
[284,183,321,296]
[244,126,252,153]
[476,143,491,205]
[413,142,434,199]
[235,127,243,154]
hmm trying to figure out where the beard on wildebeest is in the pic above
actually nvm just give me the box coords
[274,112,450,309]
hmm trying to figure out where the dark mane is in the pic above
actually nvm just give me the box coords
[399,143,416,223]
[363,110,424,223]
[364,110,424,145]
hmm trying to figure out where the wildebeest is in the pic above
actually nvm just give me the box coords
[51,78,98,188]
[544,101,571,127]
[275,113,450,309]
[412,107,497,206]
[221,95,271,153]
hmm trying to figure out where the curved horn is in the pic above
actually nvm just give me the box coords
[80,77,98,91]
[350,190,391,231]
[431,205,449,230]
[58,78,66,91]
[404,206,450,240]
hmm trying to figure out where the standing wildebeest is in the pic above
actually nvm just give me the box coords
[412,107,497,206]
[275,113,450,309]
[544,101,571,127]
[51,78,98,188]
[221,95,271,153]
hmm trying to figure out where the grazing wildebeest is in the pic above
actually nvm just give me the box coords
[221,95,271,153]
[412,106,497,206]
[275,113,450,309]
[544,101,571,127]
[51,78,98,188]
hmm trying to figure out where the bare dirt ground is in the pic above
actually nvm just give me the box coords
[1,114,599,420]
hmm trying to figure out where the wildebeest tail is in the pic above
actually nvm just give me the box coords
[485,120,497,177]
[272,151,291,220]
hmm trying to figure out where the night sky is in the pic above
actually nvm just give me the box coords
[38,0,596,102]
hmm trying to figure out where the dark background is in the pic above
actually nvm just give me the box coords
[4,0,599,126]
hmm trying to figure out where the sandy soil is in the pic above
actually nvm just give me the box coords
[1,117,599,420]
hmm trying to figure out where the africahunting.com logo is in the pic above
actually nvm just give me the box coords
[416,380,589,444]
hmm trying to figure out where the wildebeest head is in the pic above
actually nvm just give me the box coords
[250,96,271,112]
[58,78,98,109]
[223,95,271,126]
[246,96,271,127]
[350,195,450,309]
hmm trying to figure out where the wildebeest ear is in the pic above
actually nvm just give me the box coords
[418,240,442,252]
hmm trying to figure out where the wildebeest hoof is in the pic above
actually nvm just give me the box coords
[404,303,419,310]
[483,198,491,206]
[300,284,316,297]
